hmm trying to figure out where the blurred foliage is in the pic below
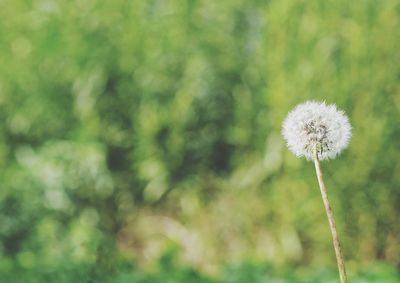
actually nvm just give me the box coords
[0,0,399,282]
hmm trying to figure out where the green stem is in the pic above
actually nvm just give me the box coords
[313,151,348,283]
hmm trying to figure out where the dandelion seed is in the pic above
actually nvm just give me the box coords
[282,101,351,161]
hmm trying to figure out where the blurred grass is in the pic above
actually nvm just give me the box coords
[0,0,399,282]
[2,259,399,283]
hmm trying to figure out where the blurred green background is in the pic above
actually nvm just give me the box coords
[0,0,399,282]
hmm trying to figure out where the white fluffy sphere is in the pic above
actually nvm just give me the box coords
[282,101,351,161]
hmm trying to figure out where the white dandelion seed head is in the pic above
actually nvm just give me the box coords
[282,101,351,161]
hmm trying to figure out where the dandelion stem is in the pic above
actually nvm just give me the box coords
[313,150,348,283]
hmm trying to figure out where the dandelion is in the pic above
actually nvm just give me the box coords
[282,101,352,283]
[282,101,351,161]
